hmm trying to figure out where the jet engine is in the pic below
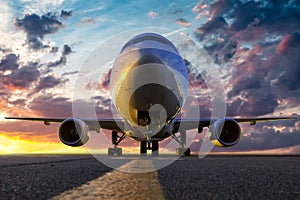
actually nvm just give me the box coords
[209,119,242,147]
[58,118,89,147]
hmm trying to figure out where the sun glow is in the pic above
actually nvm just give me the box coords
[0,112,6,121]
[0,134,89,155]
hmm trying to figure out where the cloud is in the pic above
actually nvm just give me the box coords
[192,0,300,118]
[60,10,73,18]
[50,46,59,53]
[189,119,300,153]
[227,90,278,117]
[147,11,159,19]
[46,45,73,68]
[62,71,79,76]
[229,125,300,152]
[9,99,27,106]
[195,16,227,38]
[62,44,72,56]
[0,46,11,54]
[1,62,40,90]
[167,3,184,15]
[228,74,261,97]
[29,95,72,117]
[175,18,191,27]
[267,33,300,100]
[14,13,63,38]
[47,56,67,68]
[195,0,300,63]
[26,35,46,50]
[276,33,300,54]
[29,94,113,118]
[14,13,64,50]
[99,68,112,90]
[209,0,231,18]
[0,53,19,71]
[33,75,67,93]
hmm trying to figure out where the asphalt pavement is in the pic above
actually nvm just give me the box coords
[0,155,299,199]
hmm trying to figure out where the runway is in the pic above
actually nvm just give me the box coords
[0,155,299,199]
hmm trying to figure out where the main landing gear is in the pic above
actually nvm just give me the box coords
[140,140,159,156]
[108,131,125,156]
[172,131,191,156]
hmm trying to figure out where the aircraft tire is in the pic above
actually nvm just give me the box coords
[152,140,159,156]
[176,148,191,156]
[140,141,147,156]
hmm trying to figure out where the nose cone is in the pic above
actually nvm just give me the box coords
[129,82,181,126]
[128,54,182,127]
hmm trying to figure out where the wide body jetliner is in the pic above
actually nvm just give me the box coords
[6,33,295,156]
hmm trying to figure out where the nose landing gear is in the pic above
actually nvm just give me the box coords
[140,140,159,156]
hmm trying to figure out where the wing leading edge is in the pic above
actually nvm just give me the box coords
[5,117,125,132]
[5,116,297,133]
[173,117,297,132]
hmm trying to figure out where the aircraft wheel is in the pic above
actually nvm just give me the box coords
[140,141,147,156]
[108,147,122,156]
[116,148,122,156]
[108,147,114,156]
[176,148,191,156]
[152,140,159,156]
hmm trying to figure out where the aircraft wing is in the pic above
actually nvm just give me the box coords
[5,116,297,133]
[5,117,125,132]
[173,117,297,132]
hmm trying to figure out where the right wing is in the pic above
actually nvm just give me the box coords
[173,117,297,132]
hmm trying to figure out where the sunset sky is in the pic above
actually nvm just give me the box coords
[0,0,299,154]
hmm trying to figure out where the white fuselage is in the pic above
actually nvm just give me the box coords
[110,33,188,141]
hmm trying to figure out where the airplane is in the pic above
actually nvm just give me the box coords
[6,33,296,156]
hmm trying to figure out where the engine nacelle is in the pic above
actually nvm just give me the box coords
[209,118,242,147]
[58,118,89,147]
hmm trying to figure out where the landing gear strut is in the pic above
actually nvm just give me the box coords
[140,140,159,156]
[172,131,191,156]
[108,131,125,156]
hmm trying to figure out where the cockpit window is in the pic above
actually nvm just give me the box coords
[120,33,176,53]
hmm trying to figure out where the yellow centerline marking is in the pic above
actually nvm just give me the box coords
[51,160,165,200]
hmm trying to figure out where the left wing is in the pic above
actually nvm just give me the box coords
[173,117,297,132]
[5,117,125,132]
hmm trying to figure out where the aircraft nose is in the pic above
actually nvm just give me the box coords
[112,50,185,129]
[129,83,181,126]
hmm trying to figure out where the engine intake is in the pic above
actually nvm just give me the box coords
[209,119,242,147]
[58,118,89,147]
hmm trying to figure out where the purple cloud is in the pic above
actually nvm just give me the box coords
[1,62,40,89]
[0,54,19,71]
[33,76,67,94]
[14,13,63,50]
